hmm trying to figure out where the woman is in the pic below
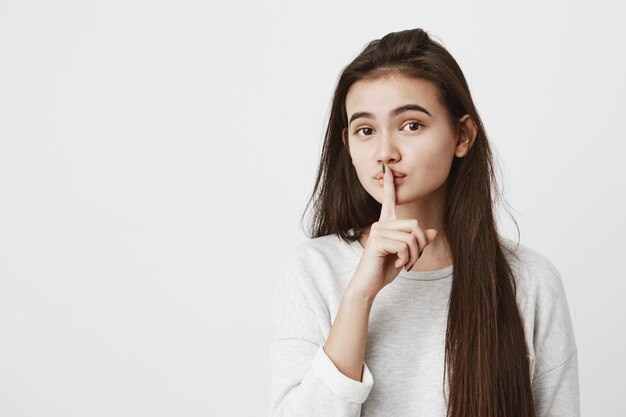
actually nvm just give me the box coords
[269,28,579,417]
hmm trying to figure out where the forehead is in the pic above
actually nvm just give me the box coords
[345,74,440,114]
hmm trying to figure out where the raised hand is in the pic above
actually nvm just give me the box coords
[349,163,438,300]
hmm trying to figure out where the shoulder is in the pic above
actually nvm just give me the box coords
[499,235,571,326]
[275,233,357,304]
[499,236,577,379]
[279,233,356,279]
[499,236,566,303]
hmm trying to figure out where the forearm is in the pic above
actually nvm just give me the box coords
[323,283,374,382]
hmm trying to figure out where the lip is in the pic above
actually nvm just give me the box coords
[377,176,404,183]
[374,173,406,180]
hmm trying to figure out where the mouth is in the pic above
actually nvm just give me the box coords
[374,173,406,180]
[376,175,406,185]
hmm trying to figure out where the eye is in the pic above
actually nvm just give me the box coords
[402,121,423,132]
[354,127,374,136]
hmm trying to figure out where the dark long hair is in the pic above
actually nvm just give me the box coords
[301,28,534,417]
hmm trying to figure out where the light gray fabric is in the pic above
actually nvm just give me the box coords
[269,232,579,417]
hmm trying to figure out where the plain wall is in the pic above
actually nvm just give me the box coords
[0,0,624,415]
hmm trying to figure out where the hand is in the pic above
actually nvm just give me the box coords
[349,163,438,300]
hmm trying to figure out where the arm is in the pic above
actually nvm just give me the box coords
[323,283,375,382]
[530,262,580,417]
[531,350,580,417]
[269,263,375,417]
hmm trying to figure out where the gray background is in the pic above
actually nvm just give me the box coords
[0,0,624,416]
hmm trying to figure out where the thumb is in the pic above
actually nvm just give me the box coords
[425,229,438,244]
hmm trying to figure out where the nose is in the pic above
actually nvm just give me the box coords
[376,130,400,164]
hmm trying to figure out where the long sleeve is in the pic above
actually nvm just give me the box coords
[532,350,579,417]
[268,260,374,417]
[530,261,580,417]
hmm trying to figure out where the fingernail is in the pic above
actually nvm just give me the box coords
[407,263,414,271]
[382,163,385,174]
[419,249,424,258]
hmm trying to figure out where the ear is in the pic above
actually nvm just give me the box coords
[454,114,477,158]
[342,128,350,155]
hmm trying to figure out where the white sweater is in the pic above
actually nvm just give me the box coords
[269,231,579,417]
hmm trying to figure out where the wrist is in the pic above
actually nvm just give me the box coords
[345,282,377,307]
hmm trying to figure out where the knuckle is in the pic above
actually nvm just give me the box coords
[410,231,419,247]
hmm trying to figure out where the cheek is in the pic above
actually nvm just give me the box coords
[354,163,373,184]
[351,153,372,173]
[411,142,455,182]
[419,150,451,173]
[350,157,378,189]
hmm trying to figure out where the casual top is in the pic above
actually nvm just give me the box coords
[269,230,580,417]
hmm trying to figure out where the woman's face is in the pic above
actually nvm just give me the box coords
[342,74,474,207]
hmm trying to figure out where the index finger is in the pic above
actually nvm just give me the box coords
[379,163,397,220]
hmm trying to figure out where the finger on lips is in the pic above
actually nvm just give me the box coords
[379,162,397,221]
[383,163,425,270]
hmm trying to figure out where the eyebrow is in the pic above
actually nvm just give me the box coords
[348,104,432,126]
